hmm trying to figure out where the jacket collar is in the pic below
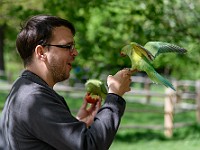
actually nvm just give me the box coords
[21,70,50,88]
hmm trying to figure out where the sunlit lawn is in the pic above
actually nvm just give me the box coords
[111,128,200,150]
[0,87,200,150]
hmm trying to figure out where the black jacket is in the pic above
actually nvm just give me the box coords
[1,70,126,150]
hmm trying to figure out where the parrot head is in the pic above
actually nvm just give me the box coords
[120,44,133,57]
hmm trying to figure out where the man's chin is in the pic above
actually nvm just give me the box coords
[55,73,70,83]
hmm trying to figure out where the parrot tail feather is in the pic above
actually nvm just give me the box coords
[147,71,176,91]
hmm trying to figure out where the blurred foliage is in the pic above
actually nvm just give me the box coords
[1,0,200,81]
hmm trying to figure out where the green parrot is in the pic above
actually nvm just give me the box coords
[85,79,108,99]
[120,41,187,91]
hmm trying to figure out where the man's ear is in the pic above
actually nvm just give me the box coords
[35,45,47,61]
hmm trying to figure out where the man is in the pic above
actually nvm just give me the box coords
[1,15,133,150]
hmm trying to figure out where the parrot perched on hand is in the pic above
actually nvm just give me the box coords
[85,79,108,103]
[120,41,187,91]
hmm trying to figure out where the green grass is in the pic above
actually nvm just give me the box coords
[110,124,200,150]
[1,90,200,150]
[0,90,8,111]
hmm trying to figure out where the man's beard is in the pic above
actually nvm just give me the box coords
[48,62,69,84]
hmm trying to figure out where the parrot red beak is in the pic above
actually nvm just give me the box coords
[120,52,126,57]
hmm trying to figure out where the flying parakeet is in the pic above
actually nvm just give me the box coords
[120,41,187,91]
[85,79,108,103]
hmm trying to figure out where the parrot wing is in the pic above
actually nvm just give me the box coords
[144,41,187,58]
[131,42,155,62]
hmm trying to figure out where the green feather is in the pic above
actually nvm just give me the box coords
[85,79,108,99]
[144,41,187,58]
[146,67,175,90]
[121,41,187,91]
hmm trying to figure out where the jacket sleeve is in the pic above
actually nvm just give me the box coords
[86,93,126,150]
[20,92,126,150]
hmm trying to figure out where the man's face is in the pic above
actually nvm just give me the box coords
[45,26,78,84]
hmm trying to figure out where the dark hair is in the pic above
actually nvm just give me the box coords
[16,15,76,66]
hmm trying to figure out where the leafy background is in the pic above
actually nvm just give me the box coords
[0,0,200,81]
[1,1,200,149]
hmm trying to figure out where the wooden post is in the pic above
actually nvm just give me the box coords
[172,80,181,103]
[144,78,151,103]
[195,80,200,123]
[164,88,176,138]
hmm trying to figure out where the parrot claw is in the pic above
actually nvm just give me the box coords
[130,69,138,74]
[123,68,138,75]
